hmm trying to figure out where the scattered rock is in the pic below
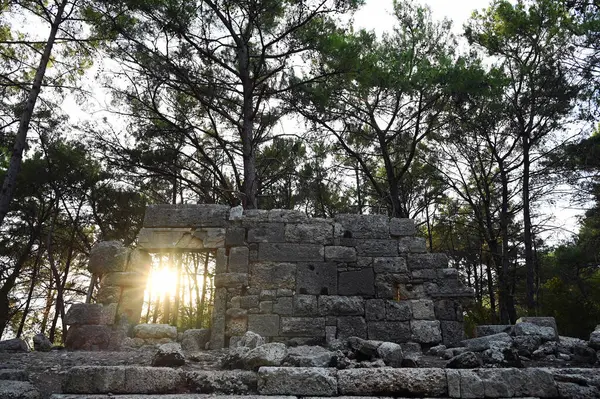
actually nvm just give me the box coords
[283,345,335,367]
[516,316,559,341]
[376,341,403,367]
[180,329,211,352]
[346,337,382,360]
[186,370,257,394]
[427,344,446,357]
[32,334,52,352]
[401,352,422,368]
[0,338,28,353]
[475,324,511,337]
[512,321,556,342]
[482,341,522,367]
[152,342,185,367]
[446,351,481,369]
[232,331,265,349]
[241,342,287,370]
[589,325,600,350]
[513,335,542,357]
[460,332,512,352]
[0,380,40,399]
[442,347,469,360]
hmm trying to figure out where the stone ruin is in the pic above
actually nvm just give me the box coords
[65,204,473,350]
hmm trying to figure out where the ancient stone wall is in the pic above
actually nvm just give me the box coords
[137,204,473,349]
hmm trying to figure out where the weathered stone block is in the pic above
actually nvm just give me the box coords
[285,223,333,244]
[398,236,427,253]
[118,287,145,324]
[268,209,307,223]
[258,367,337,396]
[410,299,435,320]
[247,223,285,243]
[460,332,512,352]
[474,368,558,398]
[226,308,248,336]
[192,228,226,248]
[338,268,375,296]
[228,247,249,273]
[337,316,367,339]
[475,324,511,337]
[225,227,246,246]
[277,288,293,297]
[247,314,280,337]
[210,289,227,349]
[273,297,293,315]
[408,253,448,269]
[126,249,151,274]
[368,321,411,342]
[365,299,385,321]
[88,241,130,275]
[435,299,464,321]
[259,243,324,262]
[293,295,318,316]
[143,204,229,227]
[338,368,447,397]
[374,273,410,299]
[214,273,249,288]
[96,285,121,304]
[385,300,412,321]
[334,214,390,239]
[355,239,398,256]
[65,303,117,326]
[280,317,326,337]
[133,324,177,340]
[318,296,364,316]
[389,218,417,236]
[411,320,442,344]
[215,248,227,274]
[186,370,258,394]
[516,316,559,341]
[441,320,465,346]
[240,295,260,309]
[373,257,407,273]
[65,325,113,351]
[137,228,202,251]
[0,380,40,398]
[250,262,296,289]
[181,329,211,352]
[296,262,337,296]
[411,268,437,280]
[324,246,357,262]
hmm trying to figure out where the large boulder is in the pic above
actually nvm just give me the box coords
[459,332,512,352]
[512,321,556,342]
[241,342,287,370]
[0,338,28,353]
[65,325,114,351]
[446,351,481,369]
[589,325,600,350]
[231,331,265,349]
[88,241,130,275]
[152,342,185,367]
[376,342,404,367]
[180,329,211,351]
[32,334,52,352]
[515,317,558,341]
[65,303,116,326]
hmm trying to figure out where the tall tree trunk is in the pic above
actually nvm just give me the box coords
[239,41,257,210]
[500,168,518,323]
[17,246,43,337]
[522,135,535,314]
[355,163,363,214]
[0,0,68,227]
[485,259,497,323]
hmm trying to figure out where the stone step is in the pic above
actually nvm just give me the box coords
[0,379,40,399]
[59,365,599,398]
[51,396,453,399]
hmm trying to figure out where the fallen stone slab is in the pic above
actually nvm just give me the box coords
[62,366,184,394]
[459,332,512,352]
[0,369,28,381]
[512,322,556,342]
[258,367,337,396]
[337,368,447,397]
[516,317,559,341]
[283,345,336,367]
[0,380,40,399]
[475,325,511,337]
[186,370,258,394]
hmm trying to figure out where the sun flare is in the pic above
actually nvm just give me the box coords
[147,267,178,298]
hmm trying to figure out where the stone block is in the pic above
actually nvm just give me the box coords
[125,249,151,275]
[318,296,364,316]
[338,368,447,397]
[210,289,227,349]
[367,321,411,342]
[215,248,227,274]
[324,246,357,262]
[133,324,177,340]
[277,288,293,297]
[474,368,558,398]
[186,370,258,394]
[0,380,40,399]
[143,204,229,227]
[280,317,326,337]
[258,367,337,396]
[389,218,417,236]
[408,253,448,269]
[398,236,427,253]
[285,223,333,244]
[214,273,249,288]
[411,320,442,344]
[338,268,375,296]
[374,273,410,299]
[101,272,146,288]
[296,262,337,296]
[273,297,293,315]
[411,268,437,280]
[88,241,130,275]
[65,303,117,326]
[516,316,559,341]
[181,329,211,352]
[373,257,407,273]
[247,223,285,243]
[441,320,465,346]
[241,209,269,222]
[65,325,113,350]
[435,299,464,321]
[460,332,513,352]
[250,262,296,289]
[355,239,398,257]
[356,257,373,268]
[118,287,145,324]
[267,209,307,223]
[385,300,412,321]
[96,285,121,304]
[247,314,280,337]
[455,370,484,399]
[228,247,249,273]
[259,243,324,262]
[365,299,385,321]
[293,295,318,316]
[513,321,557,342]
[337,316,367,339]
[240,295,260,309]
[137,228,203,251]
[192,227,226,248]
[225,227,246,246]
[410,299,435,320]
[226,308,248,336]
[260,290,276,301]
[335,214,390,239]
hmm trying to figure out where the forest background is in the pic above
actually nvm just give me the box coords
[0,0,599,345]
